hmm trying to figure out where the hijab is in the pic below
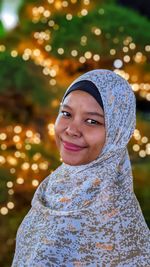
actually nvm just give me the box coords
[62,80,104,110]
[12,69,150,267]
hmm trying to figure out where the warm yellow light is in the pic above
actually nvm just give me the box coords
[79,56,86,63]
[62,1,68,7]
[33,134,41,144]
[7,156,17,166]
[123,55,130,63]
[48,0,54,3]
[71,50,78,57]
[31,163,38,171]
[80,35,87,46]
[133,129,141,140]
[49,79,56,86]
[48,20,55,27]
[0,156,6,164]
[7,202,15,209]
[0,45,6,52]
[48,123,55,136]
[132,83,139,92]
[133,144,140,152]
[110,49,116,55]
[139,150,146,158]
[22,54,29,61]
[146,93,150,101]
[55,1,62,9]
[38,6,44,13]
[33,153,41,161]
[32,179,39,187]
[123,47,129,53]
[44,10,51,17]
[39,162,49,170]
[57,48,64,55]
[14,151,21,158]
[0,133,7,140]
[7,181,13,188]
[84,0,90,5]
[45,45,52,51]
[1,144,7,150]
[33,49,41,57]
[50,69,57,77]
[16,177,24,184]
[0,207,8,215]
[26,130,33,138]
[146,143,150,155]
[94,28,101,36]
[84,51,92,59]
[25,144,31,150]
[8,189,14,195]
[93,54,100,61]
[10,168,16,174]
[66,14,72,20]
[11,50,18,57]
[24,48,32,56]
[134,134,141,141]
[134,52,143,63]
[145,45,150,52]
[43,67,50,75]
[141,136,148,143]
[81,9,88,16]
[13,135,20,143]
[14,125,22,134]
[16,143,22,149]
[21,162,30,170]
[129,43,136,49]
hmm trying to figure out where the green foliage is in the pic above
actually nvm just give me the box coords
[0,20,6,38]
[0,168,14,203]
[0,52,51,106]
[51,3,150,58]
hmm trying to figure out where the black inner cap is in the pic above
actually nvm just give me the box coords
[62,80,104,110]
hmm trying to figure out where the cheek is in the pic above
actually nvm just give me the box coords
[54,118,61,143]
[54,116,63,134]
[87,129,106,150]
[54,117,67,145]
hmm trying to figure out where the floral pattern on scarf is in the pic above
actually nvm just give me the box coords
[12,70,150,267]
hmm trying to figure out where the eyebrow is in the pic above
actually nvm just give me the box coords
[60,104,104,118]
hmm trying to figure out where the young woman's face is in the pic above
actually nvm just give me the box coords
[54,90,106,165]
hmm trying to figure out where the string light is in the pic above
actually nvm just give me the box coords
[32,179,39,187]
[113,59,123,69]
[110,49,116,55]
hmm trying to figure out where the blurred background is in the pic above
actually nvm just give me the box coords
[0,0,150,266]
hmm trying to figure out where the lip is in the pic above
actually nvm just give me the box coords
[62,140,86,152]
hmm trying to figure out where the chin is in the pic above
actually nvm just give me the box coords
[63,158,81,166]
[62,155,90,166]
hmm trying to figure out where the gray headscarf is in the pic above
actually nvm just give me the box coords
[12,69,150,267]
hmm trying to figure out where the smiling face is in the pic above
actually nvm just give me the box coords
[54,90,106,166]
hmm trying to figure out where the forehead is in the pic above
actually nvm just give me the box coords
[63,90,102,110]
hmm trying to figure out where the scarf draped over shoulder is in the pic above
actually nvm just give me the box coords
[12,70,150,267]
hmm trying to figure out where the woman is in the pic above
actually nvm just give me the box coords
[12,69,150,267]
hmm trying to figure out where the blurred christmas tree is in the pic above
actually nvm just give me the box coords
[0,0,150,266]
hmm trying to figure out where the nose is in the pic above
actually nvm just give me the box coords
[65,121,81,137]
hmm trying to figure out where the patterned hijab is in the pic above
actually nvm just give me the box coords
[12,70,150,267]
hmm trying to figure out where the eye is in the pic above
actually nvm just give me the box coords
[86,119,100,125]
[60,110,71,117]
